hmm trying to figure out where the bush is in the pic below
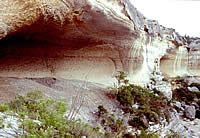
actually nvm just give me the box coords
[0,104,9,112]
[172,76,188,87]
[96,105,127,137]
[173,88,197,102]
[113,72,169,129]
[0,91,101,137]
[172,77,200,103]
[166,129,181,138]
[97,105,108,116]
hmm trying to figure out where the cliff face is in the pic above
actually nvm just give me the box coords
[0,0,200,101]
[0,0,135,85]
[160,40,200,79]
[0,0,191,87]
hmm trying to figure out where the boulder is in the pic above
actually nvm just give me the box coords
[174,101,184,111]
[188,86,200,92]
[184,106,196,120]
[184,76,200,86]
[181,102,186,108]
[191,102,199,109]
[175,101,182,108]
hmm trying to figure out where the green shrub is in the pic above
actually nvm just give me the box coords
[137,128,160,138]
[128,116,148,129]
[173,88,197,102]
[172,77,200,104]
[172,76,188,87]
[117,87,133,108]
[166,129,181,138]
[0,91,101,137]
[113,72,169,130]
[97,105,108,116]
[0,116,5,129]
[0,104,9,112]
[96,105,127,137]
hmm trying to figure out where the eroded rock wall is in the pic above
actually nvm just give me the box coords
[0,0,136,85]
[0,0,198,86]
[160,45,200,78]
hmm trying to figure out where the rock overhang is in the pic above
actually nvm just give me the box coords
[0,0,199,87]
[0,0,143,86]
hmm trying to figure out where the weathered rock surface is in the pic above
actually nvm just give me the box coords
[160,41,200,79]
[188,86,200,92]
[0,112,24,137]
[148,69,172,100]
[149,110,200,138]
[0,0,186,86]
[0,77,119,124]
[184,105,196,120]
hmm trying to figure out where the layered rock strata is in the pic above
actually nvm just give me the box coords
[0,0,190,87]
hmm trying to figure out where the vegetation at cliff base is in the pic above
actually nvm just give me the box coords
[119,84,167,129]
[1,75,199,137]
[113,72,170,129]
[171,76,200,105]
[0,91,101,137]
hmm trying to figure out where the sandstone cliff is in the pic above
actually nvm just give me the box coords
[1,0,197,86]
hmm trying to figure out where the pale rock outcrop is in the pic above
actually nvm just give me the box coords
[184,105,196,120]
[149,110,200,138]
[174,101,184,111]
[188,86,200,92]
[0,0,184,88]
[0,112,24,137]
[0,0,136,85]
[160,39,200,79]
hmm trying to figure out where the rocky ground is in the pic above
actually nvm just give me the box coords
[0,77,119,124]
[0,76,199,137]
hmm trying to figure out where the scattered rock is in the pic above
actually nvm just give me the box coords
[175,101,182,108]
[149,71,172,100]
[174,101,184,111]
[184,76,200,86]
[191,102,199,109]
[194,98,199,102]
[0,112,24,137]
[181,102,186,108]
[184,106,196,120]
[188,86,200,92]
